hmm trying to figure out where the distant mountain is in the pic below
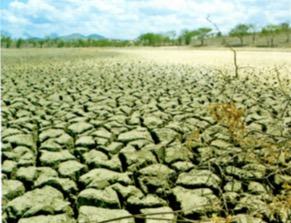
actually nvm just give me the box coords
[60,33,86,40]
[87,34,105,40]
[27,37,43,41]
[0,31,106,40]
[23,32,34,39]
[46,33,59,39]
[23,32,42,40]
[60,33,105,40]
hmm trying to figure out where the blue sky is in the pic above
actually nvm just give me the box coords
[1,0,290,39]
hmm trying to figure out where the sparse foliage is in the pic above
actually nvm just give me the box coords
[16,38,23,48]
[1,35,12,48]
[195,27,212,46]
[229,24,251,46]
[261,24,280,47]
[137,33,172,46]
[279,22,290,43]
[1,21,290,48]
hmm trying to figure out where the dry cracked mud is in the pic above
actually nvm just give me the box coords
[1,49,291,223]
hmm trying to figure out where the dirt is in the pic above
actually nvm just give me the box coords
[1,48,291,223]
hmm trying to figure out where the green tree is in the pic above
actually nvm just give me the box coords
[44,38,53,47]
[39,40,45,48]
[249,24,257,44]
[279,22,290,43]
[164,31,176,45]
[1,36,12,48]
[16,38,23,48]
[28,39,38,47]
[57,40,65,48]
[51,38,59,47]
[6,37,12,48]
[166,31,176,39]
[179,30,196,45]
[195,27,212,46]
[261,24,280,47]
[229,24,251,46]
[138,33,169,46]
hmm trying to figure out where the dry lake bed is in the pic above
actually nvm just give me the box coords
[1,48,291,223]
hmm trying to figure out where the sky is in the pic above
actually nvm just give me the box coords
[0,0,290,39]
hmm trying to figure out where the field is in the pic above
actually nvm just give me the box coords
[1,48,291,223]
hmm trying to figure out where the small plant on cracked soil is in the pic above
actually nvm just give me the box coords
[208,103,245,141]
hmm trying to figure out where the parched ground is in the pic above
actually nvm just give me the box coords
[1,48,291,223]
[120,47,291,68]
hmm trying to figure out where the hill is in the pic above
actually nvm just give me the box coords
[60,33,106,40]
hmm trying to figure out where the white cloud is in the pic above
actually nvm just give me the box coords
[1,0,290,39]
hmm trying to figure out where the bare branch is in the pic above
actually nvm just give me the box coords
[206,15,239,79]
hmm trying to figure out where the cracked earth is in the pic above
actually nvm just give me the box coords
[2,49,291,223]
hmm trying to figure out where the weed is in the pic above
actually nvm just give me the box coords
[269,193,291,222]
[210,215,233,223]
[208,103,245,140]
[185,128,201,150]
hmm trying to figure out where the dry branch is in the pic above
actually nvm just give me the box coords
[206,16,239,79]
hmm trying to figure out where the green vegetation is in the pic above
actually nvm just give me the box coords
[137,33,171,46]
[229,24,251,46]
[1,37,132,48]
[1,22,290,48]
[261,25,280,47]
[195,27,212,46]
[177,27,212,46]
[280,22,290,43]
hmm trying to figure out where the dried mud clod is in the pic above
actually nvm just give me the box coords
[1,50,291,223]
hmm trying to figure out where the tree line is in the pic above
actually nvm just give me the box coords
[0,37,132,48]
[1,22,290,48]
[137,22,290,47]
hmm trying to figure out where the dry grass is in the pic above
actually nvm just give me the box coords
[208,103,245,138]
